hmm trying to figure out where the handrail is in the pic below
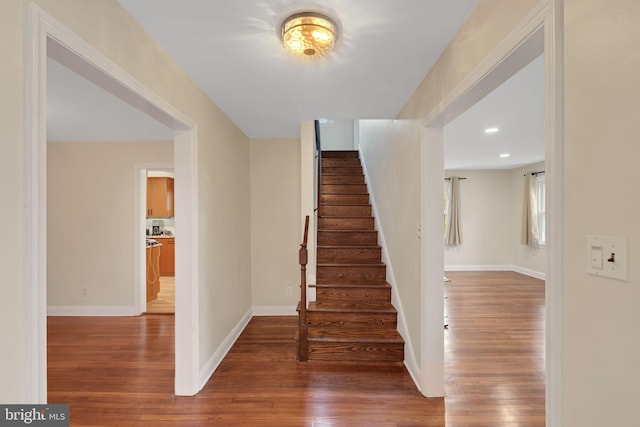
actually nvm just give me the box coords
[297,215,310,361]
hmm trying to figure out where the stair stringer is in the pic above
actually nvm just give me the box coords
[358,147,422,393]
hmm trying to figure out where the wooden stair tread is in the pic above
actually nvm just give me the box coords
[307,302,396,314]
[312,282,391,289]
[318,229,377,233]
[317,263,385,267]
[317,245,381,249]
[308,328,403,343]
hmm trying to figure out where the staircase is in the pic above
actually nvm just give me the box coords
[304,150,404,363]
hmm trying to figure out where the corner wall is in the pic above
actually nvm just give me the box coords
[444,163,546,277]
[250,138,301,313]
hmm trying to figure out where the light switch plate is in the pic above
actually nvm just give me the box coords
[586,235,628,281]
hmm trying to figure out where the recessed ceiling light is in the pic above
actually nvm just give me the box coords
[499,153,510,158]
[484,127,499,134]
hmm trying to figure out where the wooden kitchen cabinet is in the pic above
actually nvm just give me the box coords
[156,237,175,276]
[147,177,174,218]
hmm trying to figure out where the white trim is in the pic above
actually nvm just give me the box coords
[543,2,564,425]
[422,1,548,127]
[445,265,546,281]
[26,4,201,401]
[512,266,546,281]
[252,306,298,316]
[47,306,137,317]
[359,148,422,394]
[134,163,174,316]
[445,264,513,272]
[420,126,445,397]
[419,1,563,423]
[198,309,252,391]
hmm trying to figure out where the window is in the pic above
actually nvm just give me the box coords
[535,173,546,246]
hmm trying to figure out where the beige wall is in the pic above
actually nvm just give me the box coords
[359,119,424,365]
[250,138,301,310]
[444,164,546,276]
[47,141,173,309]
[397,0,640,424]
[444,169,515,267]
[564,1,640,425]
[0,0,251,401]
[0,0,27,403]
[398,0,543,121]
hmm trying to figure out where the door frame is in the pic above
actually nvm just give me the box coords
[419,1,564,425]
[135,164,175,314]
[25,4,201,400]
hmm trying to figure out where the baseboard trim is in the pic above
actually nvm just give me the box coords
[445,264,545,280]
[252,306,298,316]
[47,305,137,316]
[512,265,546,280]
[198,308,253,391]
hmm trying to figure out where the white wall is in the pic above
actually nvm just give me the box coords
[564,1,640,425]
[444,163,546,277]
[359,119,424,368]
[250,138,300,312]
[319,120,355,151]
[47,141,173,311]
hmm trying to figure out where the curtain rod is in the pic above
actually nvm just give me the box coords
[444,177,467,180]
[524,170,546,176]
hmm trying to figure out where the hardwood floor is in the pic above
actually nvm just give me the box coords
[47,271,545,426]
[146,276,175,314]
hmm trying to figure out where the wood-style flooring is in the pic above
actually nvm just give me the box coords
[47,271,545,426]
[146,276,175,314]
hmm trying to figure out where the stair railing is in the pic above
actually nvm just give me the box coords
[297,215,310,361]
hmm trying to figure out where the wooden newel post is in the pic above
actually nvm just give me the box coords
[297,216,310,361]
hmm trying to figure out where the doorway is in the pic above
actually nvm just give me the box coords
[144,168,176,315]
[26,4,200,401]
[419,5,564,424]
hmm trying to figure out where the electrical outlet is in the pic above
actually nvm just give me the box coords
[285,286,292,296]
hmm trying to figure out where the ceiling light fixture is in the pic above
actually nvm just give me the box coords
[484,127,499,134]
[499,153,511,158]
[281,12,337,59]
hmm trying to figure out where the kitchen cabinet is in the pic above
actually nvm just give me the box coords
[147,177,174,218]
[155,237,175,276]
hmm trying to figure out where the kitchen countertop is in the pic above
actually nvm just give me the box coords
[146,239,163,248]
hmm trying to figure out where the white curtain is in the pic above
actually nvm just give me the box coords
[445,176,461,246]
[521,173,539,246]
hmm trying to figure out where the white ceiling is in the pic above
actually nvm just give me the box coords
[444,54,545,170]
[117,0,478,139]
[45,0,544,169]
[47,58,173,142]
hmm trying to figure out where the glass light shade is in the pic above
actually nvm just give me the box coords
[281,13,337,59]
